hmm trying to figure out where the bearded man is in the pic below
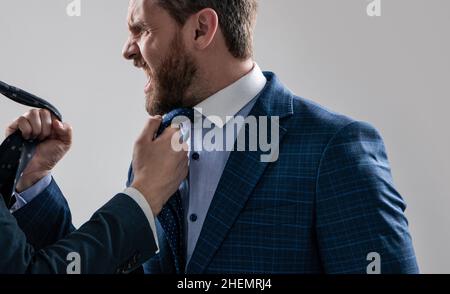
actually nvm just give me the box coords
[10,0,419,274]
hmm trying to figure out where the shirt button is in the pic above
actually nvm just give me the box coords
[192,152,200,161]
[189,214,198,222]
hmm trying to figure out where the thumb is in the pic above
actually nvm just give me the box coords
[5,119,19,138]
[142,116,163,141]
[53,120,72,145]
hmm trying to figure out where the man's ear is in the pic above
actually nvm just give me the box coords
[190,8,218,51]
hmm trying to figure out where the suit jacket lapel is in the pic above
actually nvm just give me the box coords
[186,73,294,273]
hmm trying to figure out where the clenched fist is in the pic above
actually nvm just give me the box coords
[5,109,72,192]
[131,116,189,216]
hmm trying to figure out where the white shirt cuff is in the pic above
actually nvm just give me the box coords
[10,174,52,213]
[123,187,159,254]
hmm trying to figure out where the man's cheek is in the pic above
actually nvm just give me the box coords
[141,41,160,65]
[137,42,150,64]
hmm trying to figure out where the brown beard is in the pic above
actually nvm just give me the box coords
[146,33,198,115]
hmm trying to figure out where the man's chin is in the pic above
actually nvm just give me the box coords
[145,96,157,116]
[146,98,170,116]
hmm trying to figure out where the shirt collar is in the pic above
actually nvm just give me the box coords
[193,63,267,128]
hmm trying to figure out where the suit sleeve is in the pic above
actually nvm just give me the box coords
[315,121,419,274]
[1,191,158,274]
[13,178,75,249]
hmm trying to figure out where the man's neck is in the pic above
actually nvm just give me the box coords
[193,58,255,105]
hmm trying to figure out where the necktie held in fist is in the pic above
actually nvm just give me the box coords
[0,80,62,209]
[128,108,194,273]
[1,79,193,272]
[157,108,193,273]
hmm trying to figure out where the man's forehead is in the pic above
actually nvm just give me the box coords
[128,0,157,23]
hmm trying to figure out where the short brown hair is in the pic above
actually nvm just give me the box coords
[157,0,258,60]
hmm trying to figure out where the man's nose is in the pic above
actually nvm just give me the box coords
[122,38,140,60]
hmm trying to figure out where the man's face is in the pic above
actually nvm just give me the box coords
[123,0,198,115]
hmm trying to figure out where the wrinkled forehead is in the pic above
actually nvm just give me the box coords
[127,0,157,24]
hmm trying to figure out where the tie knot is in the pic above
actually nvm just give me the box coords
[157,108,194,137]
[166,108,194,122]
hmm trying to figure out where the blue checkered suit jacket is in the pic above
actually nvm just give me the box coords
[15,72,419,274]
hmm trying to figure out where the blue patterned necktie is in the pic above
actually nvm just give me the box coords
[127,108,193,273]
[0,81,62,209]
[156,108,193,274]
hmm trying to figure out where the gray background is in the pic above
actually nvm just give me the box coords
[0,0,448,273]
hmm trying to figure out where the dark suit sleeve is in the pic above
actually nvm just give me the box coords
[1,191,158,274]
[315,121,419,274]
[13,178,75,249]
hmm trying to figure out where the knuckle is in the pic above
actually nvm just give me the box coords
[135,136,144,145]
[149,116,162,124]
[23,111,32,119]
[135,134,147,146]
[18,117,30,130]
[40,109,50,120]
[30,109,39,116]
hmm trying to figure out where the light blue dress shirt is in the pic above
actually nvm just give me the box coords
[180,64,267,264]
